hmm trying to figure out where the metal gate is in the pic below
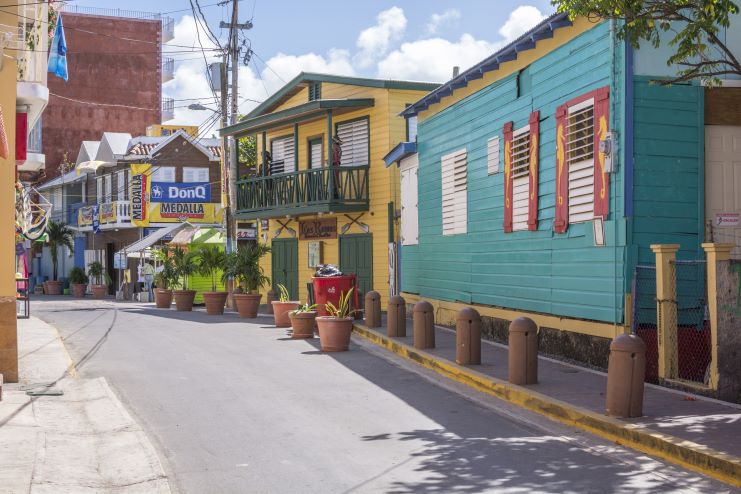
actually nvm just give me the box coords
[672,259,710,385]
[631,265,658,383]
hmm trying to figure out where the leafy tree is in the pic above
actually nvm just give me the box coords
[552,0,741,84]
[46,220,74,281]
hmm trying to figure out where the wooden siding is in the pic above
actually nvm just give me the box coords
[631,78,704,267]
[253,85,431,307]
[404,22,627,323]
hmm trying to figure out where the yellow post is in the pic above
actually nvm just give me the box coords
[701,243,733,390]
[650,244,680,381]
[0,5,19,382]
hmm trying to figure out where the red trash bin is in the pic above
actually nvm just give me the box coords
[312,275,357,316]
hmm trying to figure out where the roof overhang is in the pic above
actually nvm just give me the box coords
[219,98,375,137]
[402,12,573,118]
[383,142,417,168]
[75,160,108,175]
[115,222,193,257]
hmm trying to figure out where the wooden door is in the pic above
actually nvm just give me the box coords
[271,238,298,300]
[339,234,373,305]
[706,125,741,258]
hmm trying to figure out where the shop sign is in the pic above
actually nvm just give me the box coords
[715,213,740,227]
[130,163,152,227]
[148,203,223,224]
[299,218,337,240]
[237,228,257,240]
[151,182,211,203]
[159,203,206,220]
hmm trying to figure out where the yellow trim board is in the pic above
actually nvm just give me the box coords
[400,292,626,340]
[352,323,741,487]
[418,17,601,121]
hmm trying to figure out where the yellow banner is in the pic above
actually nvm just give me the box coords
[99,202,117,224]
[148,202,224,224]
[130,163,152,227]
[78,206,94,226]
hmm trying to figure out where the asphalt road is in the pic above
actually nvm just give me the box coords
[33,297,736,494]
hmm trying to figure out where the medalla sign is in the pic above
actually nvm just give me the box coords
[150,182,211,203]
[130,163,151,227]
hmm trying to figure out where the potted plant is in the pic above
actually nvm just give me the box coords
[68,266,88,298]
[152,247,178,309]
[271,284,299,328]
[172,247,198,311]
[316,288,354,352]
[289,303,318,339]
[223,243,270,318]
[45,220,74,295]
[87,261,111,299]
[197,245,228,315]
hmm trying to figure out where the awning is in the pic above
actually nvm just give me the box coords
[116,222,193,258]
[383,141,417,167]
[168,227,199,246]
[75,160,108,175]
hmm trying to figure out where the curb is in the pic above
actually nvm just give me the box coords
[352,323,741,487]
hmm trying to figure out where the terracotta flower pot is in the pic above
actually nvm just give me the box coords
[203,291,228,315]
[233,293,262,318]
[154,288,173,309]
[289,311,317,339]
[71,283,87,298]
[316,317,354,352]
[91,284,108,299]
[174,290,196,311]
[272,301,299,328]
[46,280,63,296]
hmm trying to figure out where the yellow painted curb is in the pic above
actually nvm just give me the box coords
[353,323,741,487]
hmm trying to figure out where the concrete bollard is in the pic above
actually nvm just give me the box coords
[365,291,381,328]
[606,333,646,418]
[508,317,538,385]
[387,295,406,337]
[265,289,278,314]
[456,308,481,365]
[413,301,435,349]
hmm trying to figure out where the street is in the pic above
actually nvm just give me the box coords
[32,297,734,494]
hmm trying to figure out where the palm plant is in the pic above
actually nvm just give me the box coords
[222,243,270,293]
[152,247,178,289]
[46,220,74,281]
[197,245,227,292]
[87,261,111,286]
[171,247,198,291]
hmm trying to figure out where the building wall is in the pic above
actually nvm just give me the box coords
[43,14,162,181]
[403,21,627,325]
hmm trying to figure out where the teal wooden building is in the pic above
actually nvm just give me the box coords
[386,12,741,366]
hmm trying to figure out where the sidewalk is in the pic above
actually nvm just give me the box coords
[352,318,741,487]
[0,316,170,493]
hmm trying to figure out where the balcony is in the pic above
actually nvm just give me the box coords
[162,98,174,122]
[162,57,174,83]
[235,165,369,219]
[76,201,134,231]
[14,3,49,129]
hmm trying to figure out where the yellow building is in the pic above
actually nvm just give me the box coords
[220,73,438,306]
[146,124,199,138]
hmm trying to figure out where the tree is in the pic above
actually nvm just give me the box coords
[46,220,74,281]
[552,0,741,84]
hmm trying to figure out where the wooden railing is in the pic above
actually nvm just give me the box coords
[236,165,370,218]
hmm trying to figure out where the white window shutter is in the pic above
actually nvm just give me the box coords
[567,100,595,224]
[337,119,369,166]
[400,160,419,246]
[270,137,295,174]
[441,148,467,236]
[487,136,500,174]
[96,177,102,202]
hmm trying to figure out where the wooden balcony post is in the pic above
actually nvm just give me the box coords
[261,131,267,176]
[650,244,680,381]
[327,110,334,199]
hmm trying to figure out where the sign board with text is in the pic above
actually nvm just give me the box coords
[299,218,337,240]
[150,182,211,203]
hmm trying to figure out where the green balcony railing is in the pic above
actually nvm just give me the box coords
[235,164,370,218]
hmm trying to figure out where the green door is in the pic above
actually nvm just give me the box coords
[339,234,373,306]
[272,238,298,300]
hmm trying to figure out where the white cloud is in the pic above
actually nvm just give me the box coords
[426,8,461,35]
[498,5,546,42]
[377,34,499,82]
[355,6,407,68]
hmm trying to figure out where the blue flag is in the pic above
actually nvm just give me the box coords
[47,14,68,81]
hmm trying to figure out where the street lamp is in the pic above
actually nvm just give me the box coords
[188,103,220,113]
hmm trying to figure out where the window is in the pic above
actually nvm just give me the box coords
[309,138,323,169]
[151,166,176,183]
[337,118,369,166]
[406,115,418,142]
[441,148,467,236]
[487,136,500,175]
[96,176,102,202]
[102,174,112,203]
[308,82,322,101]
[511,126,531,231]
[400,155,419,245]
[553,86,610,234]
[270,136,295,174]
[116,170,127,200]
[183,167,209,183]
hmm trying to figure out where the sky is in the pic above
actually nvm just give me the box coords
[64,0,556,132]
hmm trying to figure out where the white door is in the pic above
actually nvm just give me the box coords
[706,125,741,258]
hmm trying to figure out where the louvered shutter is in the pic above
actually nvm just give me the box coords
[96,176,102,202]
[117,170,126,200]
[527,111,540,231]
[441,148,467,236]
[503,122,514,233]
[271,136,295,174]
[337,119,369,166]
[400,161,419,246]
[593,89,610,219]
[104,175,112,202]
[310,140,323,168]
[554,104,569,233]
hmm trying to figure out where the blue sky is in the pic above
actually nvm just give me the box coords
[67,1,556,128]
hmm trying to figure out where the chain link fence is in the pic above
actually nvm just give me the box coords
[632,265,658,383]
[671,260,711,385]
